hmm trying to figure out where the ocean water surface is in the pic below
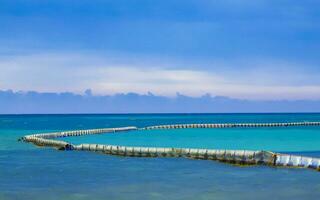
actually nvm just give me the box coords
[1,113,320,200]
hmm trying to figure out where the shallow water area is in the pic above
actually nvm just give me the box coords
[63,126,320,152]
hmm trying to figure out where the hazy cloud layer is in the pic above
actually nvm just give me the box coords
[1,90,320,114]
[1,53,320,100]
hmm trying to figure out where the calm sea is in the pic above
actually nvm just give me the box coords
[1,113,320,200]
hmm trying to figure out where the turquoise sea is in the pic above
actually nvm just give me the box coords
[1,113,320,200]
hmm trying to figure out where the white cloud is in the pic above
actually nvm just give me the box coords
[0,52,319,100]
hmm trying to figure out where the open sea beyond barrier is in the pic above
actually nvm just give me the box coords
[1,113,320,200]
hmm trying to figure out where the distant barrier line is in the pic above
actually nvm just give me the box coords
[20,122,320,171]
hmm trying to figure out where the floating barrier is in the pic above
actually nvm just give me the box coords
[143,121,320,130]
[20,122,320,171]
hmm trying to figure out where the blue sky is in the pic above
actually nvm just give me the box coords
[1,0,320,102]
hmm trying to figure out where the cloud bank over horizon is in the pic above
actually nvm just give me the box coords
[1,52,320,101]
[1,89,320,114]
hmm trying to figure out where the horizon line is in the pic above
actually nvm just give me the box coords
[1,112,320,115]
